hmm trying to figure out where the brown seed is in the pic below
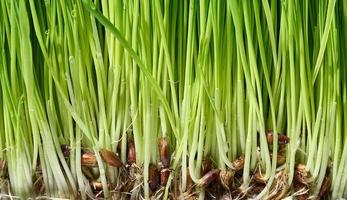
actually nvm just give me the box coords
[270,152,286,166]
[266,132,274,144]
[90,180,103,191]
[81,152,97,167]
[278,134,290,145]
[61,145,71,157]
[149,163,160,192]
[233,155,245,171]
[294,164,311,185]
[199,169,220,187]
[202,157,213,175]
[276,153,286,166]
[319,175,330,197]
[220,170,234,190]
[100,149,123,168]
[160,168,170,186]
[266,131,290,145]
[127,140,136,165]
[158,137,170,168]
[253,171,266,184]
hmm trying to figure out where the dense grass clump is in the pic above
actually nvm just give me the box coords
[0,0,347,199]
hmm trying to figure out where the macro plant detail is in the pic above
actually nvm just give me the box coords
[0,0,346,199]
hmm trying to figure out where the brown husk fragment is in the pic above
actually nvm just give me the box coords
[127,139,136,165]
[276,152,286,166]
[81,152,98,167]
[253,171,266,184]
[61,145,71,157]
[90,180,104,198]
[202,157,213,175]
[160,168,170,186]
[90,180,103,191]
[149,163,160,192]
[266,131,290,145]
[220,169,234,190]
[294,164,311,200]
[269,152,286,166]
[158,137,170,168]
[232,155,245,171]
[294,164,311,185]
[319,175,330,197]
[199,169,220,188]
[100,149,123,168]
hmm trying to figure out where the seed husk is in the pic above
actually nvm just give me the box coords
[253,171,266,184]
[160,168,170,186]
[100,149,123,168]
[294,164,311,185]
[233,155,245,171]
[149,163,160,192]
[158,137,170,168]
[202,157,213,175]
[266,131,290,145]
[61,145,71,157]
[319,175,330,197]
[81,152,97,167]
[90,180,103,191]
[276,153,286,166]
[269,152,286,166]
[199,169,220,188]
[127,139,136,165]
[220,169,234,190]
